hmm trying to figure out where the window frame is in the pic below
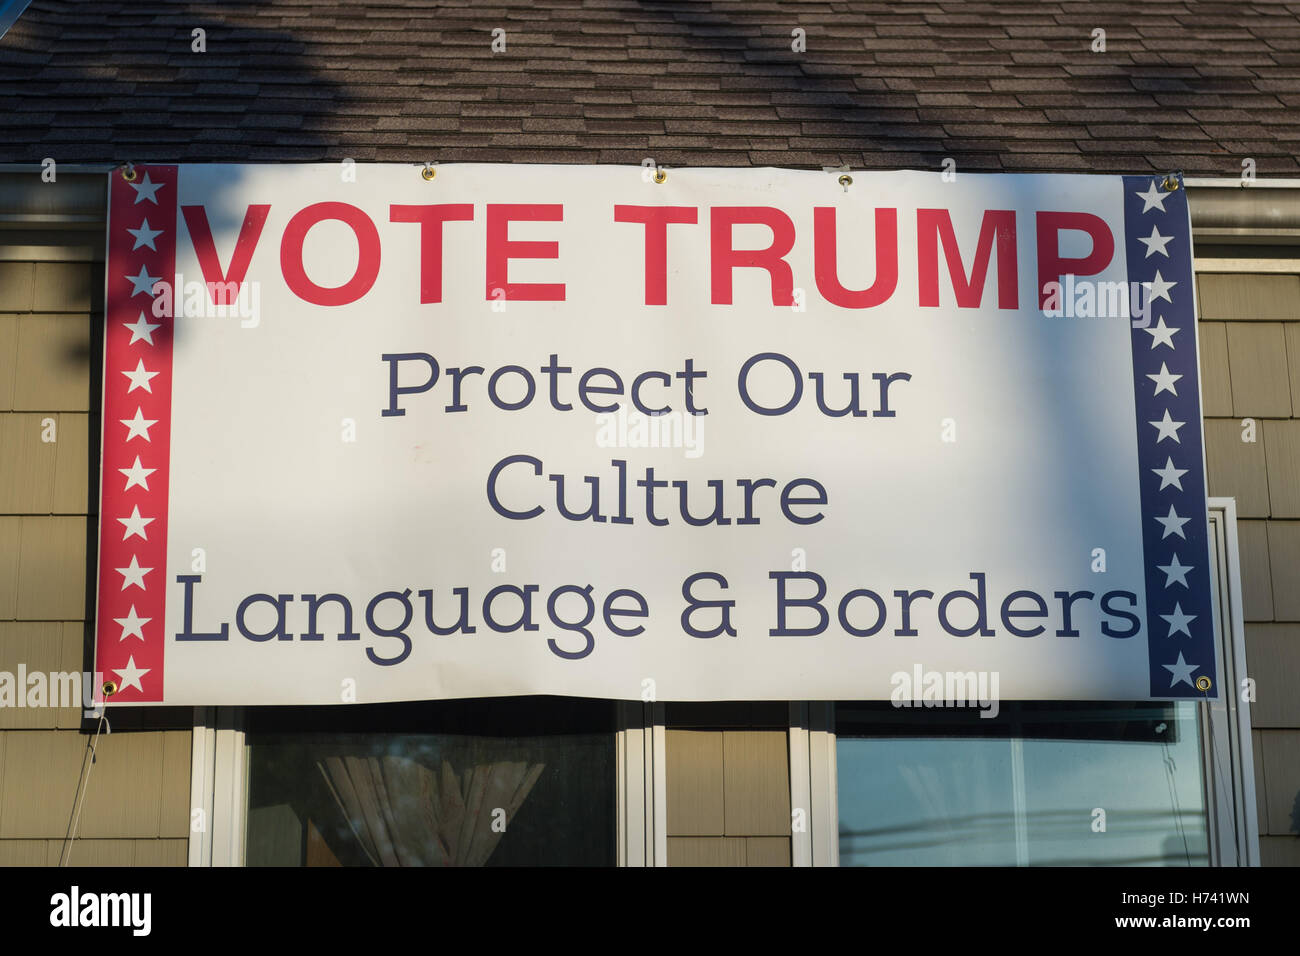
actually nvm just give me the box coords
[190,700,667,867]
[1202,498,1261,866]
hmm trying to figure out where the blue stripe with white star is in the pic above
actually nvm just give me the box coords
[1123,176,1217,699]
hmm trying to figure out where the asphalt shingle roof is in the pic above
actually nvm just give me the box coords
[2,0,1299,174]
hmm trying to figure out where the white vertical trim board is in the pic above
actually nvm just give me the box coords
[1205,499,1261,866]
[787,703,813,867]
[789,702,839,866]
[187,707,214,867]
[616,700,666,866]
[190,706,245,867]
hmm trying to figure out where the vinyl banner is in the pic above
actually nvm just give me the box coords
[93,164,1217,705]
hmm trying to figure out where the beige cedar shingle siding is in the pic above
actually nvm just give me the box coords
[0,621,82,730]
[1198,274,1300,321]
[13,516,85,621]
[1237,520,1274,621]
[1204,419,1270,517]
[0,264,34,314]
[666,836,791,867]
[45,839,187,867]
[1228,325,1293,418]
[667,836,746,867]
[1267,522,1300,620]
[1246,624,1300,728]
[0,256,191,864]
[1264,421,1300,517]
[665,705,792,866]
[1196,322,1233,417]
[1260,732,1300,846]
[721,730,791,836]
[666,729,724,836]
[1196,272,1300,866]
[9,314,93,412]
[0,414,88,514]
[1286,324,1300,408]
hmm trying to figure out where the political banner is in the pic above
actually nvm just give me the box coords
[92,163,1217,705]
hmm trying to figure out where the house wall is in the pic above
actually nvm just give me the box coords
[0,253,191,866]
[1196,271,1300,866]
[665,703,792,866]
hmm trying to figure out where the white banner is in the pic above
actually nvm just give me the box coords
[93,164,1218,705]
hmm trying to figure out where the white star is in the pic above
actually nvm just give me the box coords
[1137,225,1173,258]
[1143,316,1179,350]
[119,455,155,492]
[124,312,160,346]
[1146,270,1177,304]
[127,218,163,251]
[1152,457,1188,491]
[1155,504,1190,540]
[115,555,151,591]
[1162,652,1199,688]
[1157,554,1193,588]
[122,358,158,393]
[129,172,164,205]
[112,655,151,693]
[113,605,150,641]
[117,505,154,541]
[1147,362,1183,397]
[1160,602,1196,638]
[120,407,158,443]
[1149,409,1186,444]
[126,265,159,298]
[1137,179,1169,213]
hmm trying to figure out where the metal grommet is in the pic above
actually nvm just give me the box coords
[653,167,667,184]
[421,164,436,181]
[120,163,137,182]
[1195,675,1212,692]
[101,680,118,697]
[838,174,853,188]
[1161,172,1182,191]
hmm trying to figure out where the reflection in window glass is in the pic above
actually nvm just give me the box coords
[246,697,615,866]
[836,702,1208,866]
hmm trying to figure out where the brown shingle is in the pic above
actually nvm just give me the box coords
[3,0,1299,170]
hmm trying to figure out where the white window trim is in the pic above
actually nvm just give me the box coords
[1204,498,1261,866]
[617,701,668,866]
[191,702,664,867]
[188,706,246,867]
[788,702,838,866]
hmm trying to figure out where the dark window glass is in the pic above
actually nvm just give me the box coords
[246,697,615,866]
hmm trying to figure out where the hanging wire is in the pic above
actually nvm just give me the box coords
[59,708,110,866]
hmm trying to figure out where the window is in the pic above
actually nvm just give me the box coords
[243,698,615,866]
[835,700,1208,866]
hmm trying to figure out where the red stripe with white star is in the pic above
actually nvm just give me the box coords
[93,165,178,703]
